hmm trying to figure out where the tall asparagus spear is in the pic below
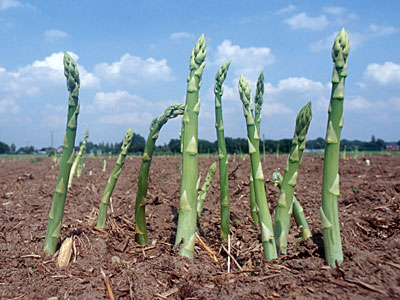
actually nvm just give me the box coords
[214,61,231,241]
[96,128,133,229]
[43,53,80,254]
[321,28,350,267]
[68,129,89,188]
[249,72,265,223]
[175,35,206,259]
[238,75,277,260]
[272,170,311,241]
[135,104,185,245]
[273,102,312,254]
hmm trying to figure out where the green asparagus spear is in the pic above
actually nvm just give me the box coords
[135,104,185,245]
[43,53,80,254]
[96,128,133,229]
[239,75,277,260]
[214,61,231,241]
[273,102,312,254]
[272,169,311,241]
[175,34,206,259]
[197,161,217,219]
[321,28,350,267]
[68,129,89,188]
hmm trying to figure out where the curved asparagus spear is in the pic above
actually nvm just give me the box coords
[272,170,311,241]
[197,161,217,218]
[273,102,312,254]
[96,128,133,229]
[321,28,350,267]
[249,72,265,223]
[43,53,80,254]
[68,129,89,188]
[214,61,231,241]
[135,104,185,245]
[239,75,277,260]
[175,34,206,259]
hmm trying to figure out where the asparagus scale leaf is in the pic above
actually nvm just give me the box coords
[321,28,350,267]
[135,104,185,245]
[273,102,312,254]
[96,128,133,229]
[175,35,206,259]
[214,61,231,241]
[43,53,80,254]
[239,75,277,260]
[196,161,217,219]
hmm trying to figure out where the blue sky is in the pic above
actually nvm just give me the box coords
[0,0,399,148]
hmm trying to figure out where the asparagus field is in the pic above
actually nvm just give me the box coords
[0,154,399,299]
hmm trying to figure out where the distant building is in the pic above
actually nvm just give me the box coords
[385,142,399,151]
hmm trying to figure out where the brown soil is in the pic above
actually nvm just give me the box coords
[0,154,399,299]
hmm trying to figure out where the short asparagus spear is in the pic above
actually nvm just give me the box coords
[272,170,311,241]
[239,75,277,260]
[96,128,133,229]
[197,161,217,219]
[135,104,185,245]
[273,102,312,254]
[68,129,89,188]
[321,28,350,267]
[214,61,231,241]
[175,35,206,259]
[43,53,80,254]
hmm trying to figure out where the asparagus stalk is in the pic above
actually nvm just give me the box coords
[135,104,185,245]
[175,34,206,259]
[273,102,312,254]
[249,72,265,223]
[272,170,311,241]
[43,53,80,254]
[196,161,217,218]
[321,28,350,267]
[96,128,133,229]
[68,129,89,188]
[214,61,231,241]
[238,75,277,260]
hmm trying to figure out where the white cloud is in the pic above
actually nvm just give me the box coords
[170,32,192,40]
[42,104,66,127]
[0,97,19,114]
[214,40,275,82]
[323,6,345,15]
[285,12,328,30]
[44,29,69,41]
[389,97,400,111]
[267,77,326,95]
[345,95,373,111]
[93,90,143,111]
[97,112,153,125]
[310,24,397,52]
[0,52,100,99]
[263,102,292,116]
[0,0,23,10]
[368,24,397,36]
[276,4,295,14]
[94,53,174,84]
[364,62,400,85]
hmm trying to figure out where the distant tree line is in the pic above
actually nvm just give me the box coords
[0,134,397,155]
